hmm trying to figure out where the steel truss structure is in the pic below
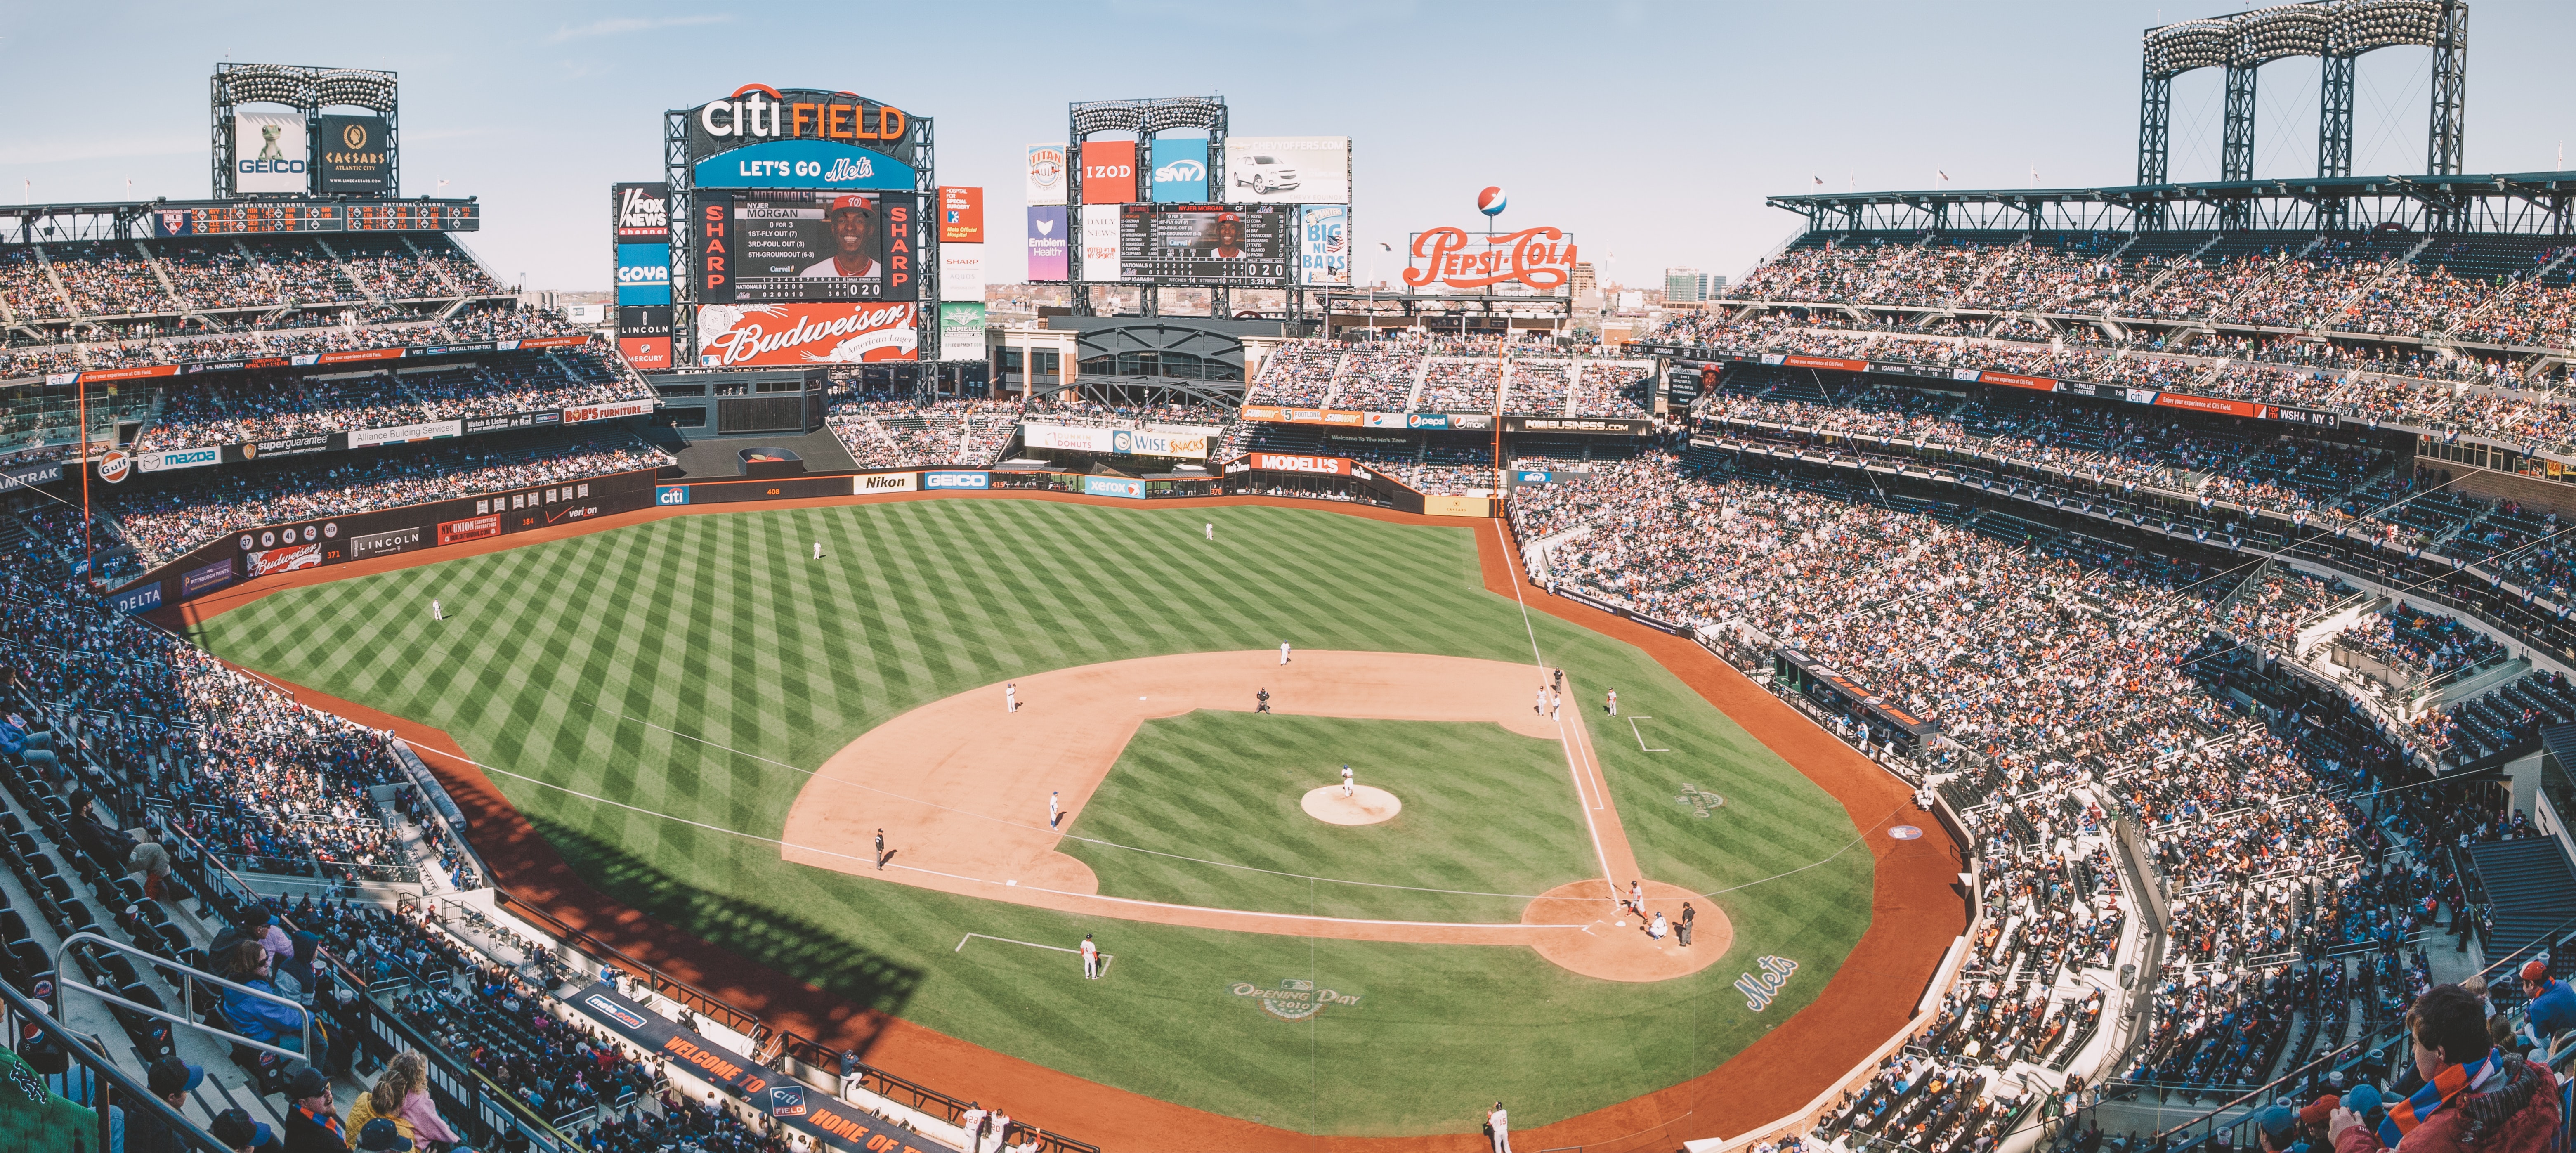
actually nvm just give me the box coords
[1066,97,1229,319]
[210,62,398,200]
[2137,1,2465,200]
[1764,170,2574,236]
[660,106,939,372]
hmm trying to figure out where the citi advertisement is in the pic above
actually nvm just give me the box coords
[1026,144,1067,206]
[232,112,309,194]
[1150,139,1210,203]
[1299,206,1350,287]
[1079,140,1136,203]
[693,139,916,190]
[697,302,919,367]
[924,470,989,489]
[938,186,984,243]
[1026,207,1068,282]
[616,244,673,306]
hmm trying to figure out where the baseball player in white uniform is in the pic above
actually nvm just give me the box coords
[1048,790,1061,829]
[1205,522,1214,541]
[1080,933,1100,979]
[1340,765,1354,798]
[432,599,443,621]
[959,1104,987,1148]
[1487,1103,1511,1153]
[813,541,823,560]
[1279,641,1292,665]
[1005,682,1017,713]
[982,1109,1011,1153]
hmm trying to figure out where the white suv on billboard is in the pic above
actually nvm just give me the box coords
[1233,154,1300,196]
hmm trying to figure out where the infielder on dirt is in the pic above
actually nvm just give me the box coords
[1279,640,1292,665]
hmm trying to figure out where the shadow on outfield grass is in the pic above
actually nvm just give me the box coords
[524,812,926,1058]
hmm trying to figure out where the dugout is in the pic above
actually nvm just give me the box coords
[1773,648,1944,753]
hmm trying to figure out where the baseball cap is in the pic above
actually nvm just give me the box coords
[286,1066,331,1099]
[147,1056,204,1096]
[210,1108,272,1149]
[2521,959,2551,983]
[2299,1094,2340,1125]
[827,195,873,215]
[358,1118,416,1151]
[2253,1105,2299,1145]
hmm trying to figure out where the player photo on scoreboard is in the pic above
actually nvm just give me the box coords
[700,190,913,303]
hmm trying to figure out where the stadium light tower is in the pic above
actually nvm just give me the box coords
[2137,0,2467,226]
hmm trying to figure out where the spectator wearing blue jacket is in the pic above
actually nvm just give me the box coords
[220,940,315,1058]
[2519,959,2576,1046]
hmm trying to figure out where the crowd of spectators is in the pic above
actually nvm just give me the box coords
[2328,603,2509,685]
[826,395,1025,471]
[132,349,648,453]
[1,304,589,379]
[104,432,670,565]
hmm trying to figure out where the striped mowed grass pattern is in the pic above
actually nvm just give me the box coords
[193,500,1874,1138]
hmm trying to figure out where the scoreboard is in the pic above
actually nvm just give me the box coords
[1117,204,1290,286]
[149,200,478,236]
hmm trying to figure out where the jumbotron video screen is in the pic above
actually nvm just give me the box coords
[697,189,918,304]
[1117,203,1291,286]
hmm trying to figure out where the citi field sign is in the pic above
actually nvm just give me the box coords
[689,84,916,163]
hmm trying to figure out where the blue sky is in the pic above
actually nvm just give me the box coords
[6,1,2571,291]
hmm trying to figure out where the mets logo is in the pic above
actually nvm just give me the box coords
[583,994,647,1030]
[1229,978,1360,1021]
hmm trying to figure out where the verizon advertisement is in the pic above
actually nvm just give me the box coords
[697,302,919,367]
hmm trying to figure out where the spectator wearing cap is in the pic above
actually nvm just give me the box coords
[211,1105,281,1152]
[2254,1103,2303,1153]
[128,1056,205,1153]
[354,1118,414,1153]
[2517,959,2576,1046]
[2329,983,2560,1153]
[281,1066,349,1152]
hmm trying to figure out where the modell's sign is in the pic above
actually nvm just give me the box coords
[1249,453,1351,476]
[1401,226,1578,295]
[697,302,918,367]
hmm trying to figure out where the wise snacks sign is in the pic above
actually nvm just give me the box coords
[1402,226,1578,295]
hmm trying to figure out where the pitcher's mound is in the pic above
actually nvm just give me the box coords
[1301,785,1402,825]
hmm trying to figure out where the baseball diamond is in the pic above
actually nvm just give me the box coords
[180,493,1951,1145]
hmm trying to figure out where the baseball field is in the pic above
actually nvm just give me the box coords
[184,497,1918,1146]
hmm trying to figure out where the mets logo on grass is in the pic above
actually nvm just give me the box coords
[1230,978,1362,1022]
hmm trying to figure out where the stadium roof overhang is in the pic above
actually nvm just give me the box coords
[1764,170,2576,235]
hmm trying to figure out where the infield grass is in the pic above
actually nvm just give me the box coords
[190,499,1875,1137]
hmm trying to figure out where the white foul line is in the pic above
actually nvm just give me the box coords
[956,933,1115,975]
[1494,520,1619,891]
[1630,716,1671,753]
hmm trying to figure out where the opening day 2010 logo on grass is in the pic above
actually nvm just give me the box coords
[1230,978,1362,1022]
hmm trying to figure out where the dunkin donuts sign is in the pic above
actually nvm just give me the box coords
[697,302,919,366]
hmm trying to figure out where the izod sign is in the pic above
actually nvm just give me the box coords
[1402,226,1580,294]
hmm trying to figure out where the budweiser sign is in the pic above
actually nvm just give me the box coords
[1401,226,1578,294]
[697,302,919,367]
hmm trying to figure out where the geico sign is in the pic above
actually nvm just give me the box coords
[1402,226,1580,293]
[699,84,906,143]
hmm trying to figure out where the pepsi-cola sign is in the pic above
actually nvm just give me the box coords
[1402,226,1577,295]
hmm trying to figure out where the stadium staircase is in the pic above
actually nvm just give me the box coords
[310,239,384,307]
[30,246,76,316]
[2465,837,2576,957]
[132,240,188,313]
[1402,354,1430,412]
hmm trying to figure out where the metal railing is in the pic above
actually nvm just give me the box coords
[53,930,311,1061]
[0,967,229,1151]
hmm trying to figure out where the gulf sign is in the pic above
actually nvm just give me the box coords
[1402,226,1578,295]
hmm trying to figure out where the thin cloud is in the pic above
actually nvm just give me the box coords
[0,135,201,166]
[545,14,729,43]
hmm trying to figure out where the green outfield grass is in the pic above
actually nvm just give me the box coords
[1066,713,1594,921]
[190,500,1874,1137]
